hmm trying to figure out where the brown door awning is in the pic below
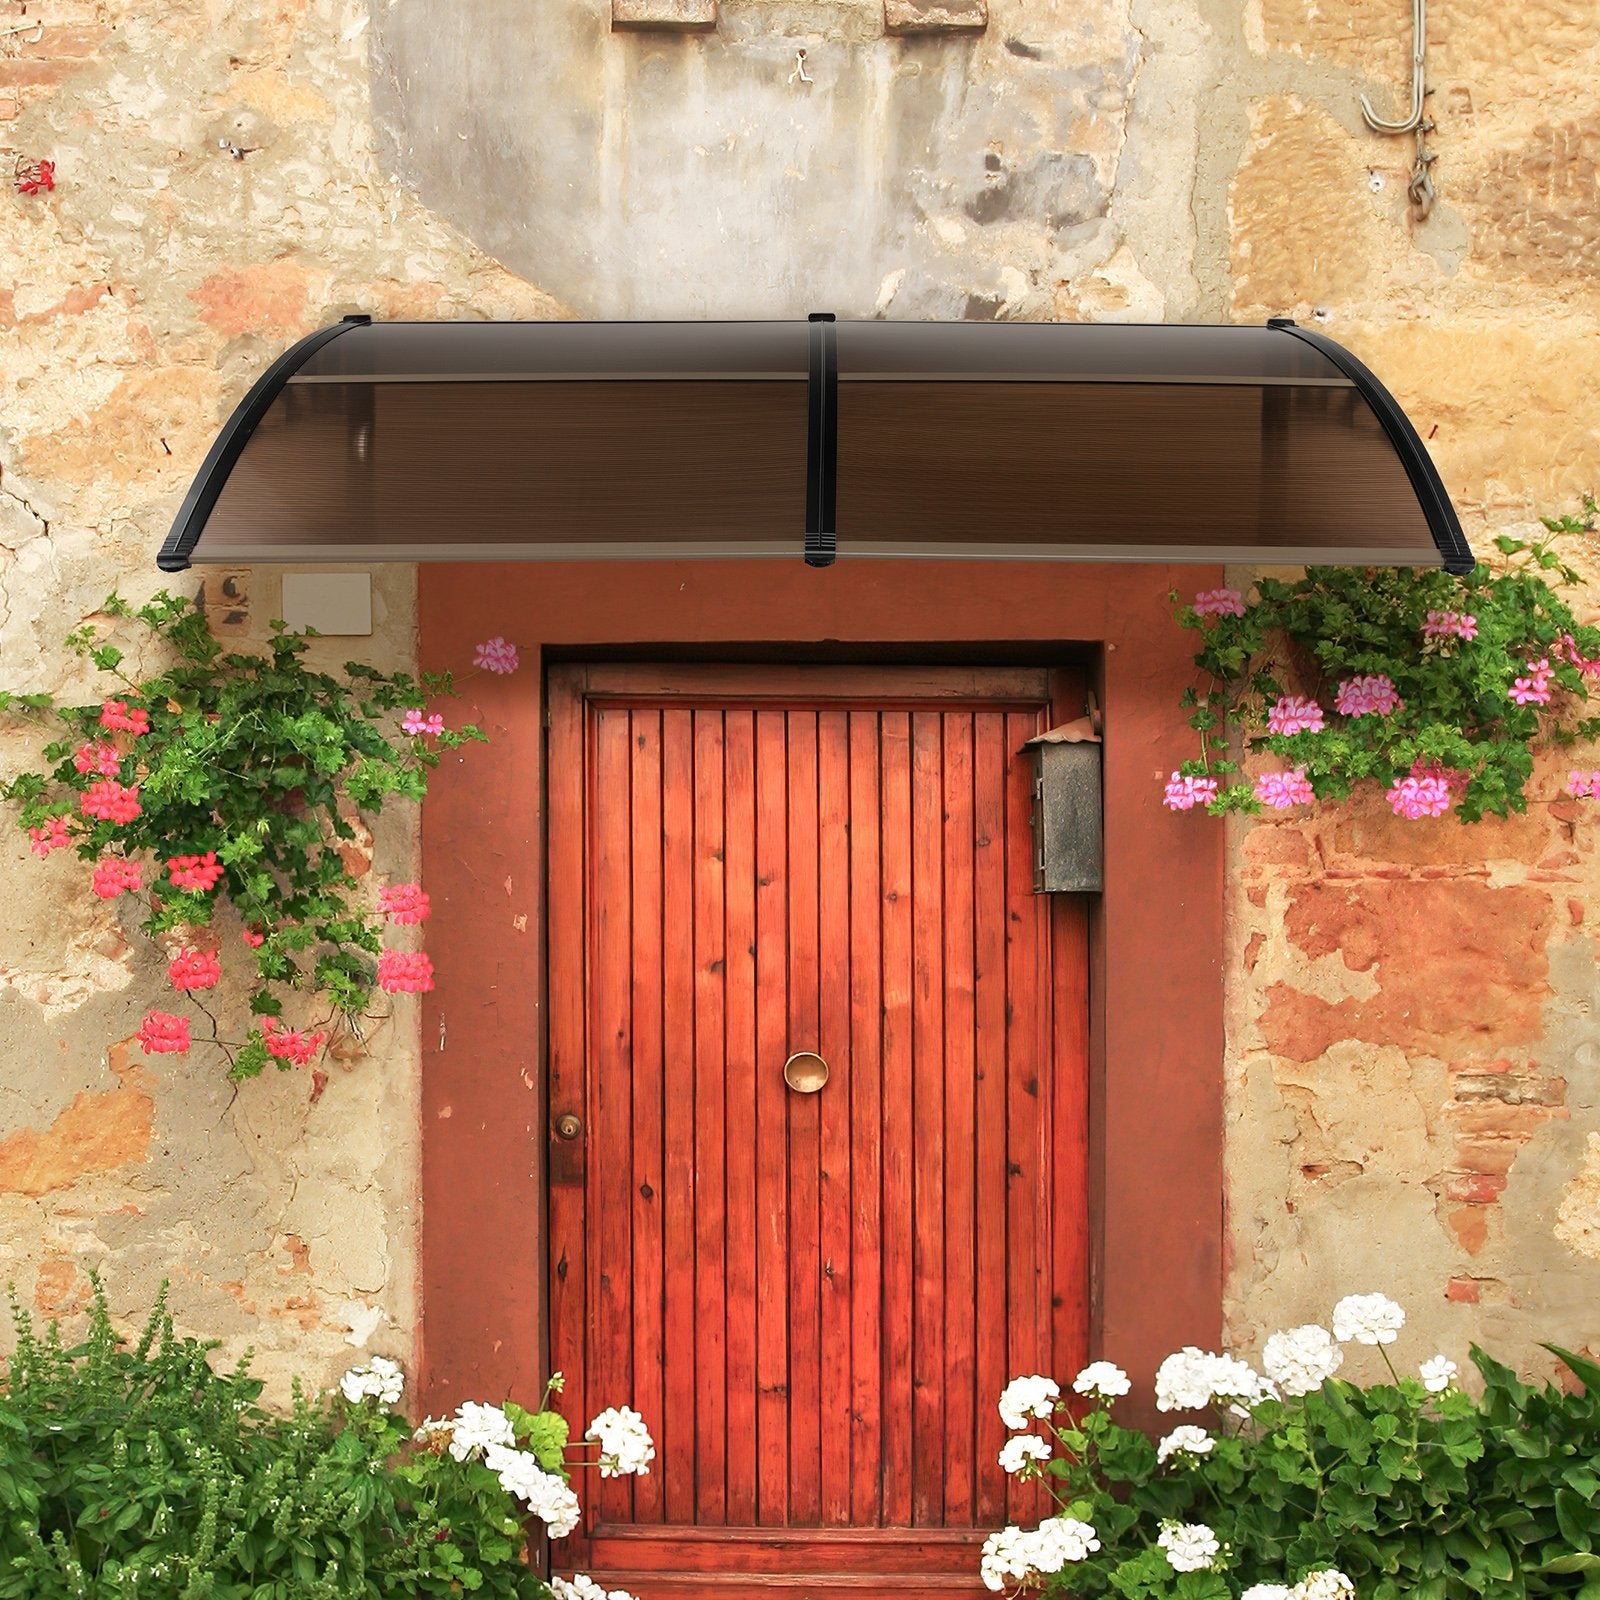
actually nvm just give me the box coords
[157,316,1472,574]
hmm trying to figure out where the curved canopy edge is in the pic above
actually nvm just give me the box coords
[156,317,1474,576]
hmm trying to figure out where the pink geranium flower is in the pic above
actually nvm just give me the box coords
[473,637,519,675]
[1335,674,1403,718]
[137,1010,191,1055]
[378,950,435,993]
[99,699,150,736]
[379,882,431,925]
[28,817,72,856]
[1421,610,1477,642]
[168,948,222,991]
[1254,767,1315,809]
[1162,772,1219,811]
[263,1018,326,1067]
[80,781,142,824]
[1509,658,1553,706]
[167,852,224,892]
[91,858,142,898]
[243,927,267,948]
[72,742,122,778]
[1267,695,1325,736]
[1192,588,1246,619]
[402,709,446,737]
[1566,771,1600,799]
[1387,773,1452,819]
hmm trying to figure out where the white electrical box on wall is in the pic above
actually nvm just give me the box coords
[280,573,373,636]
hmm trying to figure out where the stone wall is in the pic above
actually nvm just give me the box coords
[0,0,1595,1398]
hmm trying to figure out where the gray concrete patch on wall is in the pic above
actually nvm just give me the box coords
[370,0,1142,319]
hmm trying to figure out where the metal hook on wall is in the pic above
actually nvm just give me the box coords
[1360,0,1427,133]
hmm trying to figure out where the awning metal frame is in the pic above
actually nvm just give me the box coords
[157,315,1474,576]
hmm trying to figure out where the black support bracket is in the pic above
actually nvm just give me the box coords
[805,311,838,568]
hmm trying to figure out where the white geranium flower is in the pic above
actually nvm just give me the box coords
[552,1578,637,1600]
[980,1518,1100,1589]
[1262,1325,1343,1397]
[485,1443,582,1536]
[338,1354,405,1407]
[587,1406,656,1477]
[1210,1354,1272,1405]
[1331,1293,1405,1346]
[412,1415,452,1443]
[1153,1348,1272,1413]
[1154,1348,1217,1412]
[1288,1570,1355,1600]
[1071,1361,1131,1400]
[1031,1517,1100,1570]
[998,1434,1050,1475]
[1419,1354,1458,1393]
[1157,1520,1222,1573]
[1156,1425,1214,1464]
[980,1526,1030,1592]
[998,1374,1061,1430]
[1241,1585,1293,1600]
[447,1401,516,1462]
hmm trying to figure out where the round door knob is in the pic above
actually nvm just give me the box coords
[554,1113,583,1141]
[783,1052,829,1094]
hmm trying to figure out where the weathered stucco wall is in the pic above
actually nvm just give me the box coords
[0,0,1596,1396]
[0,0,559,1393]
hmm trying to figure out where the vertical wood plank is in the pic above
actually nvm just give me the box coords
[817,710,854,1527]
[878,712,914,1529]
[661,710,699,1525]
[847,712,884,1531]
[754,710,791,1526]
[545,671,590,1564]
[910,710,946,1528]
[971,711,1010,1529]
[693,710,729,1524]
[1050,894,1091,1386]
[786,712,823,1527]
[1003,710,1046,1529]
[630,712,666,1525]
[722,709,760,1526]
[940,712,977,1526]
[593,704,635,1527]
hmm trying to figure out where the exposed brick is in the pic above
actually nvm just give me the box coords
[1453,1138,1524,1178]
[1443,1173,1507,1204]
[1444,1101,1568,1137]
[1447,1206,1489,1255]
[1445,1277,1481,1304]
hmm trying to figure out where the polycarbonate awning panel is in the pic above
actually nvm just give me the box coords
[158,318,1472,573]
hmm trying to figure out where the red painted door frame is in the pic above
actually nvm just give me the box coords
[416,561,1224,1445]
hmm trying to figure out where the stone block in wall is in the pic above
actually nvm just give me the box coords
[884,0,987,34]
[612,0,718,30]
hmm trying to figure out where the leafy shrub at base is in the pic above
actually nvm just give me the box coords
[0,1281,650,1600]
[985,1292,1600,1600]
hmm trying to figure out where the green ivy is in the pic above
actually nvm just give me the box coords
[1171,501,1600,822]
[0,593,486,1078]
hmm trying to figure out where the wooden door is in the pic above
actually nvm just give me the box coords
[547,665,1090,1599]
